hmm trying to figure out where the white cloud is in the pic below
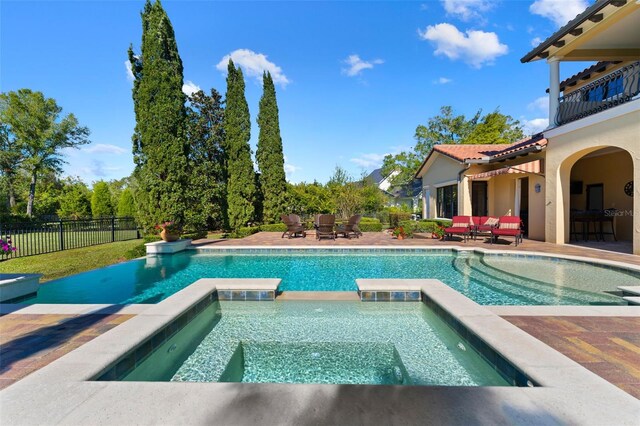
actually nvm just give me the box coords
[434,77,453,84]
[85,144,128,155]
[441,0,493,22]
[216,49,289,87]
[182,80,201,96]
[342,55,384,77]
[283,156,300,178]
[522,118,549,135]
[528,96,548,112]
[350,153,388,169]
[125,60,134,82]
[530,37,543,47]
[418,23,508,68]
[530,0,589,28]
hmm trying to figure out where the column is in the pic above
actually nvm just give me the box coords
[548,58,560,127]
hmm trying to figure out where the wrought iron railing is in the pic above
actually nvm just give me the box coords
[556,61,640,126]
[0,217,139,260]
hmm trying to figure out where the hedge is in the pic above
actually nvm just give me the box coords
[397,219,452,235]
[229,226,261,238]
[259,223,287,232]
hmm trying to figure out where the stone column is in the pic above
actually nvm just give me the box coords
[548,58,560,127]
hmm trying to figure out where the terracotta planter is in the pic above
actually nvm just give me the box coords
[397,234,405,241]
[160,229,180,242]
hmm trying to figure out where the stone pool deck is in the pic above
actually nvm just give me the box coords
[193,231,640,266]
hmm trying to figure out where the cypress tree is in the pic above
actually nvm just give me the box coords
[256,72,287,223]
[128,0,188,231]
[223,60,257,229]
[91,181,113,217]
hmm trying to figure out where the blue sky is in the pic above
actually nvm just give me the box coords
[1,0,594,185]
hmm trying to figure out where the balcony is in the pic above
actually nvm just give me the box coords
[556,61,640,126]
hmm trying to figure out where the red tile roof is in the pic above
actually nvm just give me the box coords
[415,135,547,178]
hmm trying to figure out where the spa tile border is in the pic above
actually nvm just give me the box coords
[95,291,218,381]
[421,292,537,388]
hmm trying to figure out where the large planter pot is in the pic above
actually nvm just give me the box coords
[160,229,180,242]
[397,235,405,241]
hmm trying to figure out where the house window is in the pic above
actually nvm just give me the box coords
[583,76,623,102]
[437,184,458,218]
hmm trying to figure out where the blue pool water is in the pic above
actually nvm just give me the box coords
[26,249,638,305]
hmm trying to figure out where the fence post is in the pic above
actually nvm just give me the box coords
[111,216,116,242]
[59,219,65,251]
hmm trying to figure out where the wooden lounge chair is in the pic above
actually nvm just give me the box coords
[491,216,523,246]
[280,214,306,239]
[335,215,362,239]
[316,214,336,240]
[443,216,472,242]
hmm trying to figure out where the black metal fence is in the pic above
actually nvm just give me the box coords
[0,217,139,259]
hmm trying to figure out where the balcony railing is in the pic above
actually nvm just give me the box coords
[556,61,640,126]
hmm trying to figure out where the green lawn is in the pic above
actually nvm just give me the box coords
[0,239,144,282]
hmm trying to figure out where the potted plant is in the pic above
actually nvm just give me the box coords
[0,236,17,259]
[432,225,445,240]
[392,226,409,240]
[156,221,182,242]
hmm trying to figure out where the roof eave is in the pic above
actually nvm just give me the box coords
[521,0,615,63]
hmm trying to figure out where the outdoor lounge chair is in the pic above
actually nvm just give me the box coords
[491,216,523,246]
[443,216,472,242]
[280,214,306,239]
[335,215,363,239]
[472,216,499,240]
[316,214,336,240]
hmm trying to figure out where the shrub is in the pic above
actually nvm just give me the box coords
[182,230,207,240]
[389,212,412,227]
[229,226,260,239]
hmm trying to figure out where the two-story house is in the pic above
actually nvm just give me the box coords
[416,0,639,254]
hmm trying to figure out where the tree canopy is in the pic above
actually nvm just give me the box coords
[184,88,227,231]
[0,89,90,216]
[223,60,257,229]
[256,72,287,224]
[128,0,189,231]
[382,106,524,186]
[91,181,113,217]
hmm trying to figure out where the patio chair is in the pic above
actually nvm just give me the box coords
[335,215,363,239]
[280,214,306,239]
[491,216,523,246]
[316,214,336,240]
[473,216,499,240]
[443,216,472,242]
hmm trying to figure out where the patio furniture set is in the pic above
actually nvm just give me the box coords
[444,216,524,246]
[280,214,363,240]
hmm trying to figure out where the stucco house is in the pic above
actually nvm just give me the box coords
[416,0,639,254]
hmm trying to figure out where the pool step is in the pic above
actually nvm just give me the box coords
[467,257,614,305]
[623,296,640,305]
[618,286,640,296]
[278,291,360,301]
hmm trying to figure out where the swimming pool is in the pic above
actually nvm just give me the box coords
[118,300,511,386]
[25,249,638,305]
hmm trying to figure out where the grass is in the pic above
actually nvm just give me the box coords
[0,239,144,282]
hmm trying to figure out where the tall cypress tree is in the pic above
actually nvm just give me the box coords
[223,60,257,229]
[256,72,287,223]
[128,0,188,231]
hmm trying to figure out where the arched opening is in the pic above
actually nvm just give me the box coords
[560,146,635,253]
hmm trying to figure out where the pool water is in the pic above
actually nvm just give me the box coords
[170,301,510,386]
[28,250,637,305]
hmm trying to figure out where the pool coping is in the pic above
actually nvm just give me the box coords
[1,279,638,425]
[190,244,640,274]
